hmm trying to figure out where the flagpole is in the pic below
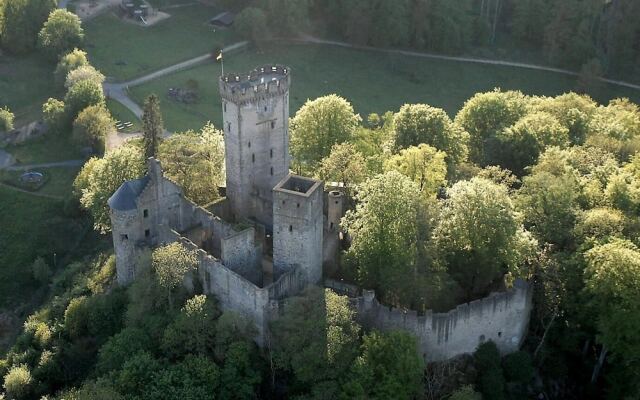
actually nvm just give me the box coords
[221,51,224,76]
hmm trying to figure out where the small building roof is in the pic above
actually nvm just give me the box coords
[210,12,234,27]
[108,175,150,211]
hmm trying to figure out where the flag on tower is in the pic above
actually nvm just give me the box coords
[216,51,223,61]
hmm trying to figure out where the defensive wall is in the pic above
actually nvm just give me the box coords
[326,278,533,362]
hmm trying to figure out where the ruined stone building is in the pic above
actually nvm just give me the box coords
[108,65,532,361]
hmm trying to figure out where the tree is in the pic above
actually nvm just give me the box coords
[491,112,570,176]
[145,355,221,400]
[161,294,220,358]
[455,89,529,164]
[290,95,361,173]
[343,171,429,306]
[152,243,198,309]
[531,92,597,145]
[393,103,469,168]
[368,0,411,47]
[38,9,83,60]
[74,144,146,232]
[264,0,310,35]
[503,351,534,384]
[65,65,105,89]
[587,98,640,161]
[142,94,163,159]
[516,148,580,247]
[64,79,105,122]
[3,365,32,399]
[474,341,505,400]
[72,104,113,152]
[42,97,66,134]
[31,257,51,284]
[434,177,536,299]
[270,288,360,394]
[383,143,447,198]
[0,0,56,54]
[157,124,224,205]
[345,331,424,400]
[64,296,89,339]
[54,48,89,86]
[574,207,625,243]
[96,328,153,374]
[214,312,257,362]
[316,143,367,196]
[0,106,14,132]
[234,7,270,48]
[115,351,162,398]
[218,342,261,400]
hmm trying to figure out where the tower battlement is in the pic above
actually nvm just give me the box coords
[219,65,290,104]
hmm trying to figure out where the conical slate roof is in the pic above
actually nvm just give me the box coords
[108,175,150,211]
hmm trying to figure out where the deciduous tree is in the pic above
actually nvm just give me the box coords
[38,9,83,60]
[142,94,163,159]
[383,143,447,198]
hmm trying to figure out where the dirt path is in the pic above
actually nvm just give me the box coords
[104,41,249,123]
[296,35,640,91]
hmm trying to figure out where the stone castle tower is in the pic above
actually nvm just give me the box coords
[219,65,291,228]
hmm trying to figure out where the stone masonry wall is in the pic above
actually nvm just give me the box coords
[221,228,262,286]
[349,279,533,362]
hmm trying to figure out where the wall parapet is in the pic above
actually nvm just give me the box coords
[338,279,533,362]
[219,65,291,104]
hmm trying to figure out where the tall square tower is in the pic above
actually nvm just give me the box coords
[219,65,291,228]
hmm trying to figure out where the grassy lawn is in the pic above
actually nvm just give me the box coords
[84,3,235,81]
[128,43,640,133]
[106,98,141,131]
[8,133,80,165]
[0,53,60,126]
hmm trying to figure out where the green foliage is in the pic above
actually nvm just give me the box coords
[346,330,424,400]
[65,65,105,89]
[96,328,152,374]
[290,94,361,173]
[38,9,84,60]
[393,103,469,168]
[531,93,597,145]
[72,105,114,152]
[42,97,66,134]
[64,79,105,123]
[31,257,51,285]
[74,144,145,232]
[343,171,425,305]
[455,89,529,165]
[234,7,270,47]
[218,342,261,400]
[157,124,224,205]
[64,296,89,340]
[2,364,32,399]
[142,94,163,159]
[0,106,15,132]
[317,143,368,194]
[587,99,640,161]
[502,351,534,384]
[114,351,162,397]
[0,0,56,54]
[474,341,505,400]
[145,355,220,400]
[213,312,257,362]
[54,48,89,86]
[449,385,482,400]
[161,295,220,358]
[384,143,447,198]
[263,0,310,35]
[435,178,536,298]
[152,243,198,309]
[517,148,581,247]
[574,207,625,243]
[584,239,640,361]
[492,112,570,176]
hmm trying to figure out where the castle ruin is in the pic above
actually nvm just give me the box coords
[108,64,533,361]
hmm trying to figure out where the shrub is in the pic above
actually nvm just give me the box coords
[0,106,14,132]
[54,48,89,86]
[42,98,66,134]
[3,365,32,399]
[31,257,52,285]
[38,9,84,60]
[72,104,113,152]
[503,351,534,384]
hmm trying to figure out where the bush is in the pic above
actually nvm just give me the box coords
[64,80,105,122]
[0,106,14,132]
[64,296,89,339]
[3,365,32,399]
[38,9,84,60]
[54,48,89,86]
[503,351,534,384]
[478,367,505,400]
[42,98,67,134]
[449,385,482,400]
[72,104,113,152]
[31,257,52,285]
[473,341,501,371]
[65,65,105,89]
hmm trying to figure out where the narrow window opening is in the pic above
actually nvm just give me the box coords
[335,200,339,204]
[289,225,293,232]
[271,121,275,129]
[330,222,334,229]
[227,122,231,132]
[145,229,150,237]
[282,200,285,205]
[264,106,267,112]
[223,102,227,112]
[252,154,255,163]
[270,149,273,158]
[498,332,502,338]
[248,141,251,148]
[479,335,486,343]
[143,209,149,218]
[121,234,128,241]
[297,203,300,208]
[270,167,273,176]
